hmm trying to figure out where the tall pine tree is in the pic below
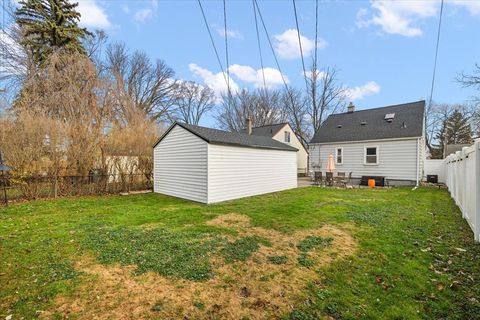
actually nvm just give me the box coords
[16,0,92,65]
[436,110,473,155]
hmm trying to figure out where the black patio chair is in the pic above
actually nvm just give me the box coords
[314,171,324,186]
[326,172,334,186]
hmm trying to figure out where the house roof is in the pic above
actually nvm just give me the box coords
[153,122,298,152]
[309,100,425,144]
[444,144,471,158]
[238,123,288,137]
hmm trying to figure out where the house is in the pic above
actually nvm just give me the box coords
[153,121,298,204]
[240,122,309,176]
[309,100,426,186]
[443,144,471,158]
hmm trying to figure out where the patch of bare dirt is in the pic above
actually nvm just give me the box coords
[45,214,357,319]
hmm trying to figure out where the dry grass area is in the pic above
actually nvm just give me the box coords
[45,213,357,319]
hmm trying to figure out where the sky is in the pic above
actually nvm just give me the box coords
[6,0,480,127]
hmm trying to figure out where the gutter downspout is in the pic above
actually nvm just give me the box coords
[413,138,420,190]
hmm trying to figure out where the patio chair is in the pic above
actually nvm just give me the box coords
[335,172,345,187]
[338,172,352,188]
[313,171,324,186]
[326,172,334,186]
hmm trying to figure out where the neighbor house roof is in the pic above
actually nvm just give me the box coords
[310,100,425,144]
[153,122,298,151]
[444,144,471,158]
[238,123,288,137]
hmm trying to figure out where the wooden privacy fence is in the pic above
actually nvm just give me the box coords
[0,173,152,202]
[445,140,480,242]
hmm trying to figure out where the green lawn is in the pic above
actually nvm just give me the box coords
[1,187,479,319]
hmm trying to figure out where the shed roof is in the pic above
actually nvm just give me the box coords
[310,100,425,144]
[153,122,298,151]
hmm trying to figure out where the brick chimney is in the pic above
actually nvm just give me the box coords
[246,117,252,135]
[347,102,355,113]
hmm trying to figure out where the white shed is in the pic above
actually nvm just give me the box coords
[153,122,298,204]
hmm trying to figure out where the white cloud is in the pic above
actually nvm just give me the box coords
[216,28,243,40]
[189,63,239,97]
[303,70,327,80]
[345,81,381,101]
[0,26,27,76]
[131,0,158,23]
[273,29,326,60]
[134,9,154,22]
[357,0,480,37]
[449,0,480,16]
[76,0,112,29]
[357,0,438,37]
[228,64,287,88]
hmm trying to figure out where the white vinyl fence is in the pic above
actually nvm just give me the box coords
[445,140,480,242]
[425,159,446,183]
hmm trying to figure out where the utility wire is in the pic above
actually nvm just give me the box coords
[197,0,232,97]
[223,0,231,98]
[292,0,309,96]
[253,0,290,95]
[252,0,267,95]
[428,0,444,110]
[313,0,319,72]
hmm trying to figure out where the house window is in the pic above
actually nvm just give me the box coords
[335,147,343,164]
[364,147,378,165]
[284,131,291,143]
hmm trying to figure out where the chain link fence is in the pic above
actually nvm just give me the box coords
[0,173,152,202]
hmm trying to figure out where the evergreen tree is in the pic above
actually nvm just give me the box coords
[436,110,473,152]
[445,110,473,144]
[16,0,92,65]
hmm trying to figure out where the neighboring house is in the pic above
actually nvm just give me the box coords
[309,100,426,186]
[153,122,297,204]
[105,155,140,182]
[443,144,471,158]
[240,122,309,175]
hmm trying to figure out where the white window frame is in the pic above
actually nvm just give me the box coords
[284,131,291,143]
[335,147,343,165]
[364,146,379,165]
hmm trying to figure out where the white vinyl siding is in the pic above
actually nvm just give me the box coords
[309,138,419,181]
[207,144,297,203]
[272,124,309,175]
[153,125,208,203]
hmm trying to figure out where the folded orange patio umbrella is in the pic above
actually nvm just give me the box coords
[326,153,335,173]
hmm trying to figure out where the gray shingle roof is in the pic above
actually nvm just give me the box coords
[154,122,298,151]
[238,123,288,137]
[309,100,425,144]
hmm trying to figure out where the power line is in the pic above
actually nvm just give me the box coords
[197,0,231,97]
[292,0,309,96]
[252,0,267,94]
[223,0,231,98]
[253,0,290,95]
[313,0,319,73]
[428,0,444,110]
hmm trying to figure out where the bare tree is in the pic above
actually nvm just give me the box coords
[306,65,347,133]
[281,87,309,146]
[105,43,176,122]
[169,81,215,125]
[215,89,285,131]
[0,3,37,103]
[458,64,480,138]
[13,53,109,175]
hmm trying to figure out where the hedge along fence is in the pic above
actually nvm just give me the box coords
[445,140,480,242]
[0,173,152,202]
